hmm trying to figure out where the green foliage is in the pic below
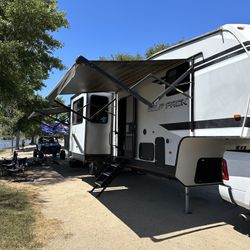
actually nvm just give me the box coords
[0,101,23,137]
[100,40,185,61]
[0,183,40,249]
[0,0,68,137]
[16,95,50,136]
[0,95,48,138]
[145,39,185,58]
[99,53,143,61]
[0,0,68,103]
[145,43,171,58]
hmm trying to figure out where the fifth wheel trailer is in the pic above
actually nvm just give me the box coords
[47,24,250,212]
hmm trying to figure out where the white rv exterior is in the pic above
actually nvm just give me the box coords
[127,24,250,186]
[219,150,250,212]
[47,24,250,201]
[69,92,115,163]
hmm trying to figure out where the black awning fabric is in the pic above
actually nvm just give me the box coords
[47,57,185,101]
[28,106,69,119]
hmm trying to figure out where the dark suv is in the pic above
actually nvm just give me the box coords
[33,136,65,159]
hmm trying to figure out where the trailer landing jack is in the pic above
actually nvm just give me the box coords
[185,186,192,214]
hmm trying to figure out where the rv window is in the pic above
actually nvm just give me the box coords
[90,95,109,124]
[72,97,84,125]
[165,62,190,96]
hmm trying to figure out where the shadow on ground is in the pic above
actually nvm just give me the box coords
[3,153,249,242]
[1,150,88,185]
[24,158,89,185]
[82,171,250,241]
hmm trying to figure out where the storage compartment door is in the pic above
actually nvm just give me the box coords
[155,137,165,167]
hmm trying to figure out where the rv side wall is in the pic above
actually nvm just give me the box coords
[194,55,250,137]
[155,25,250,137]
[130,24,250,183]
[135,77,190,167]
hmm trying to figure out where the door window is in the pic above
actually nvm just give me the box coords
[72,97,84,125]
[90,95,109,124]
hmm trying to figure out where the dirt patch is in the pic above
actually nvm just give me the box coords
[0,180,63,249]
[1,147,250,249]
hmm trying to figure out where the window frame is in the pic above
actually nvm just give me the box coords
[89,95,109,124]
[165,62,190,97]
[72,97,84,125]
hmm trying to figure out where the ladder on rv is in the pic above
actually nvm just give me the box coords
[90,161,123,197]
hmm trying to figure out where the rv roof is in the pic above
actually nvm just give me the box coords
[47,57,185,101]
[148,24,250,59]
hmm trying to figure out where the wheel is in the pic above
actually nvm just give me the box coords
[60,150,66,160]
[88,162,98,176]
[88,161,103,176]
[33,149,38,158]
[38,151,44,159]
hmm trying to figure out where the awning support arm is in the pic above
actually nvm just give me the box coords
[89,98,116,121]
[129,72,191,100]
[151,66,193,105]
[77,56,154,107]
[150,75,191,99]
[54,99,91,122]
[129,73,153,90]
[34,110,69,126]
[31,118,54,128]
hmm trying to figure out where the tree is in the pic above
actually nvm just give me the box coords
[99,53,143,61]
[0,0,68,104]
[0,0,68,145]
[0,101,24,151]
[15,95,68,145]
[100,40,185,61]
[145,39,185,58]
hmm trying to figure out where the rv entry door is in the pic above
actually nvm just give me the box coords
[118,96,137,158]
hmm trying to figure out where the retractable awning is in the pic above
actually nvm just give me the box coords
[47,56,185,103]
[28,106,69,119]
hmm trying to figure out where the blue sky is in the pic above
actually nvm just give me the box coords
[41,0,250,101]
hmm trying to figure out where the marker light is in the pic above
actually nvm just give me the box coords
[234,114,241,120]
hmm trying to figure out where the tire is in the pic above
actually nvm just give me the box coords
[38,151,44,159]
[33,149,38,158]
[88,161,103,176]
[88,162,97,176]
[60,150,66,160]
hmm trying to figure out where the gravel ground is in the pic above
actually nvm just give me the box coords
[1,147,250,249]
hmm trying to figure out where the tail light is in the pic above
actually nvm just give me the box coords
[221,159,229,180]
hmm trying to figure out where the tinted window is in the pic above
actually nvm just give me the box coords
[165,62,190,96]
[90,95,109,124]
[72,97,84,125]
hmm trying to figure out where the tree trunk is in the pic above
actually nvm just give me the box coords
[15,131,20,150]
[11,130,14,154]
[30,135,35,145]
